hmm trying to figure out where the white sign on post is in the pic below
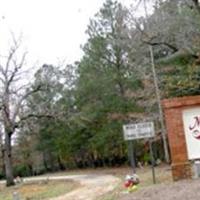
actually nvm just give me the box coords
[123,122,155,141]
[183,107,200,160]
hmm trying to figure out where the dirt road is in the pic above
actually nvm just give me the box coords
[0,174,120,200]
[47,174,120,200]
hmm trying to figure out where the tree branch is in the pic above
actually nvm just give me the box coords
[144,41,178,53]
[133,18,178,53]
[192,0,200,14]
[5,45,19,76]
[6,52,27,91]
[12,85,43,122]
[17,114,54,126]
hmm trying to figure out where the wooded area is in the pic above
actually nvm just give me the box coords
[1,0,200,186]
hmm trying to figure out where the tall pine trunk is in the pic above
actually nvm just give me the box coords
[4,133,14,186]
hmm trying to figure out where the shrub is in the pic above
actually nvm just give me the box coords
[13,165,32,177]
[0,171,5,179]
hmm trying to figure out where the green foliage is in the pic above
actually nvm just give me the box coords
[13,165,32,177]
[68,0,145,168]
[158,53,194,67]
[15,0,200,172]
[159,58,200,97]
[0,171,5,180]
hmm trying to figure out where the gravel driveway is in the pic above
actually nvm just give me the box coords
[120,179,200,200]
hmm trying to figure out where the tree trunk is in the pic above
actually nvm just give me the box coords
[57,156,65,170]
[4,133,15,186]
[1,148,6,177]
[28,164,33,176]
[43,152,49,172]
[0,135,6,177]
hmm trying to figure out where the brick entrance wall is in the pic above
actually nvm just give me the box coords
[162,95,200,181]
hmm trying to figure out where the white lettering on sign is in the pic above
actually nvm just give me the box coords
[123,122,155,141]
[183,107,200,160]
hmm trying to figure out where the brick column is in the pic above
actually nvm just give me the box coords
[162,96,200,181]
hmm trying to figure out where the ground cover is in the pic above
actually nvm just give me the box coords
[97,165,172,200]
[0,180,78,200]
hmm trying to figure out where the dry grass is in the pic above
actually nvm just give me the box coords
[96,164,172,200]
[0,180,79,200]
[0,165,172,200]
[44,164,171,180]
[42,165,171,200]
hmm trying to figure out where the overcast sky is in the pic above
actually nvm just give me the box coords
[0,0,144,66]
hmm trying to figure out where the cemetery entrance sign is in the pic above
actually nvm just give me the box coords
[183,107,200,160]
[162,95,200,181]
[123,122,155,141]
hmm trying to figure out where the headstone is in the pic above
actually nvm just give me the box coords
[13,192,20,200]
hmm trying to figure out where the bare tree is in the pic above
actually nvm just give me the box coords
[0,35,41,186]
[0,126,5,176]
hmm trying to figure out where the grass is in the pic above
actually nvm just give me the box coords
[0,180,79,200]
[43,165,171,200]
[0,165,172,200]
[97,164,172,200]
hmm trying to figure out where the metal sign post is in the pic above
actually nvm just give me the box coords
[149,139,156,184]
[128,140,136,173]
[123,121,156,184]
